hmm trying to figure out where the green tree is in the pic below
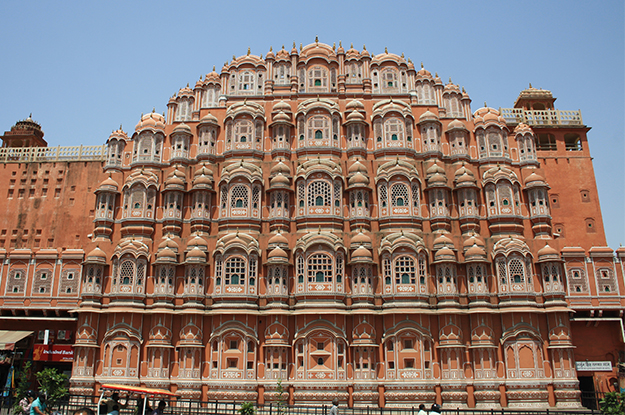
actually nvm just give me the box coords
[238,402,255,415]
[276,379,287,415]
[12,361,32,414]
[600,392,625,415]
[35,368,69,408]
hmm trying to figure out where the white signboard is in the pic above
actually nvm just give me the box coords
[576,361,613,371]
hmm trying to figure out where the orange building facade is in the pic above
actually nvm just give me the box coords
[0,41,623,409]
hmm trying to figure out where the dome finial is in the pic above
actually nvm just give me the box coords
[152,107,155,113]
[385,46,388,53]
[449,77,452,83]
[247,47,250,56]
[269,46,273,52]
[350,42,353,49]
[332,42,335,50]
[213,65,216,71]
[529,82,533,88]
[363,44,366,50]
[401,52,404,58]
[300,43,303,51]
[484,102,487,108]
[421,62,424,69]
[119,124,122,130]
[315,35,318,43]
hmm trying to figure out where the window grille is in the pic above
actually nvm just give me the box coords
[308,180,331,207]
[496,257,507,285]
[120,260,134,285]
[379,184,388,208]
[225,257,246,285]
[391,183,409,208]
[395,256,416,285]
[307,253,333,283]
[230,185,249,209]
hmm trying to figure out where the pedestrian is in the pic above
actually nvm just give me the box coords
[150,401,166,415]
[73,408,95,415]
[19,391,34,415]
[135,395,151,415]
[329,398,339,415]
[429,403,441,415]
[416,404,427,415]
[30,393,48,415]
[103,393,127,415]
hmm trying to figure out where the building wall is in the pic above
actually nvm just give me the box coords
[0,41,623,409]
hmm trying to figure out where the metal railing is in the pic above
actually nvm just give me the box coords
[0,145,106,163]
[0,393,600,415]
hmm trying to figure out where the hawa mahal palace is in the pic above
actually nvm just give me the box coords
[0,40,623,409]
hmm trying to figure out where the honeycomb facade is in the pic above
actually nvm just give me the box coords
[0,41,623,409]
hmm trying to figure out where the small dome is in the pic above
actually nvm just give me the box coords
[199,113,219,126]
[352,245,373,259]
[98,175,119,192]
[268,246,288,259]
[186,247,207,262]
[348,171,370,187]
[454,164,477,187]
[444,81,460,93]
[346,109,365,123]
[165,167,186,190]
[433,233,454,249]
[85,247,107,264]
[463,233,485,249]
[272,100,292,113]
[514,122,532,134]
[416,63,432,79]
[464,244,487,262]
[270,172,291,188]
[419,110,439,124]
[537,243,560,262]
[156,247,177,261]
[107,128,128,143]
[525,172,546,185]
[173,123,192,135]
[446,119,468,132]
[346,99,365,111]
[135,112,166,132]
[426,162,448,187]
[351,230,372,246]
[270,160,292,176]
[187,234,208,249]
[192,164,214,189]
[434,246,456,262]
[158,236,179,251]
[178,86,194,98]
[348,159,367,174]
[272,111,291,124]
[268,232,289,246]
[205,69,220,84]
[426,161,445,176]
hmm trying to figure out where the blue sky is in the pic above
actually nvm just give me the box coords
[0,0,623,247]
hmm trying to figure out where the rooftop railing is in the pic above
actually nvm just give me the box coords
[0,145,106,163]
[499,108,583,126]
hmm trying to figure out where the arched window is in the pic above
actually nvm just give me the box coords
[384,118,405,146]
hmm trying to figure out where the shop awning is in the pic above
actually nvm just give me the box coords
[0,330,33,351]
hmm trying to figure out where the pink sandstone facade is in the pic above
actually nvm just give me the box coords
[0,41,623,409]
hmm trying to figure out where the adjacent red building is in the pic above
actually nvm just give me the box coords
[0,41,622,409]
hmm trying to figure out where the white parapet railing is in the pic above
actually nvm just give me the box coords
[0,145,107,163]
[499,108,583,126]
